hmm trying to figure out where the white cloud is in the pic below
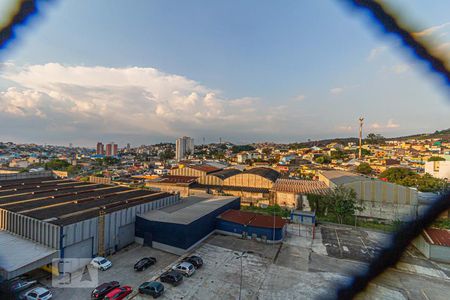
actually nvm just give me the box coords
[0,63,285,140]
[369,119,399,130]
[386,119,400,128]
[391,64,410,74]
[330,87,344,95]
[293,94,306,101]
[367,46,387,61]
[338,125,353,132]
[413,22,450,37]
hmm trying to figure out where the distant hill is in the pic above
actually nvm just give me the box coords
[388,128,450,142]
[288,128,450,149]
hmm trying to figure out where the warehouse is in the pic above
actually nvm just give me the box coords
[412,228,450,263]
[135,195,240,254]
[216,209,287,242]
[0,175,179,279]
[318,170,419,221]
[170,164,222,177]
[197,168,242,186]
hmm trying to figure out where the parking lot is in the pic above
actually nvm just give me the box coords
[320,225,384,263]
[40,244,177,300]
[14,223,450,300]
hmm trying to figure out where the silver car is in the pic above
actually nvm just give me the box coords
[172,262,195,277]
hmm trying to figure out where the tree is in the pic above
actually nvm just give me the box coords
[45,159,70,171]
[366,133,385,145]
[159,149,175,161]
[356,163,373,175]
[315,156,331,164]
[322,186,363,224]
[428,156,446,162]
[330,149,347,160]
[262,148,272,156]
[379,167,415,182]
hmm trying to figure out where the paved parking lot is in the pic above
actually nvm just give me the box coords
[320,225,384,263]
[40,244,177,299]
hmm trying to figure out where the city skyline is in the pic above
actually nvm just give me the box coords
[0,0,449,146]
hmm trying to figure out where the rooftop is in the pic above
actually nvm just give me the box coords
[217,209,287,229]
[140,195,238,225]
[148,175,198,185]
[319,170,374,185]
[189,164,222,173]
[205,168,242,180]
[271,179,329,195]
[423,228,450,247]
[244,167,280,182]
[0,177,172,226]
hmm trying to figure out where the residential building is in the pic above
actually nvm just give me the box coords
[425,160,450,181]
[96,142,104,155]
[176,136,194,161]
[105,142,118,157]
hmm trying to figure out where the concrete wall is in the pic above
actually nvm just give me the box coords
[146,183,190,197]
[170,167,205,177]
[425,161,450,180]
[343,180,418,221]
[197,175,223,186]
[412,234,450,263]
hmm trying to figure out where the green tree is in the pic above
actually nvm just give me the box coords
[322,186,363,224]
[366,133,385,145]
[159,149,175,161]
[356,163,373,175]
[379,167,448,192]
[315,155,331,164]
[379,167,415,182]
[428,156,446,162]
[45,159,70,171]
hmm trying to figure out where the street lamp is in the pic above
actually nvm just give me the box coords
[234,251,248,300]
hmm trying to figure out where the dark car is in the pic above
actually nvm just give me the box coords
[182,255,203,269]
[138,281,164,298]
[91,281,120,299]
[134,257,157,271]
[160,271,183,286]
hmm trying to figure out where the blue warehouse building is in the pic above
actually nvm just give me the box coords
[135,195,240,254]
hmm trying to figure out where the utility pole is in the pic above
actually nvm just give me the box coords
[358,117,364,160]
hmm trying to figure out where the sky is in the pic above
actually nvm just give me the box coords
[0,0,449,147]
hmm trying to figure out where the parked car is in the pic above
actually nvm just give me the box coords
[182,255,203,269]
[1,278,37,294]
[91,281,119,299]
[103,286,132,300]
[172,262,195,277]
[134,257,157,271]
[21,287,52,300]
[160,270,183,286]
[138,281,164,298]
[91,257,112,271]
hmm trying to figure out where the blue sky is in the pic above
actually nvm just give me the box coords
[0,0,449,146]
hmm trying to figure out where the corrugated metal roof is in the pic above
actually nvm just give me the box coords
[272,179,329,195]
[217,209,257,225]
[207,168,242,180]
[319,170,372,185]
[190,164,222,173]
[249,214,287,229]
[217,209,287,229]
[244,167,280,182]
[422,228,450,247]
[151,175,198,184]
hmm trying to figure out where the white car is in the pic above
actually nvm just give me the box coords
[90,257,112,271]
[22,287,52,300]
[172,262,195,277]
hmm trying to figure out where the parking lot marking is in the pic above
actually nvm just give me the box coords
[359,237,372,257]
[335,229,342,257]
[421,289,430,300]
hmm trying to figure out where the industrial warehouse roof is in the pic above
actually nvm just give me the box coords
[205,168,241,180]
[271,179,329,195]
[422,228,450,247]
[243,167,280,182]
[217,209,287,229]
[140,195,238,225]
[319,170,374,185]
[0,230,58,280]
[148,175,198,185]
[189,164,222,173]
[0,177,172,226]
[192,184,269,194]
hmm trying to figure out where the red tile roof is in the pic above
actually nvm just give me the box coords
[423,228,450,247]
[217,209,287,229]
[271,179,329,195]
